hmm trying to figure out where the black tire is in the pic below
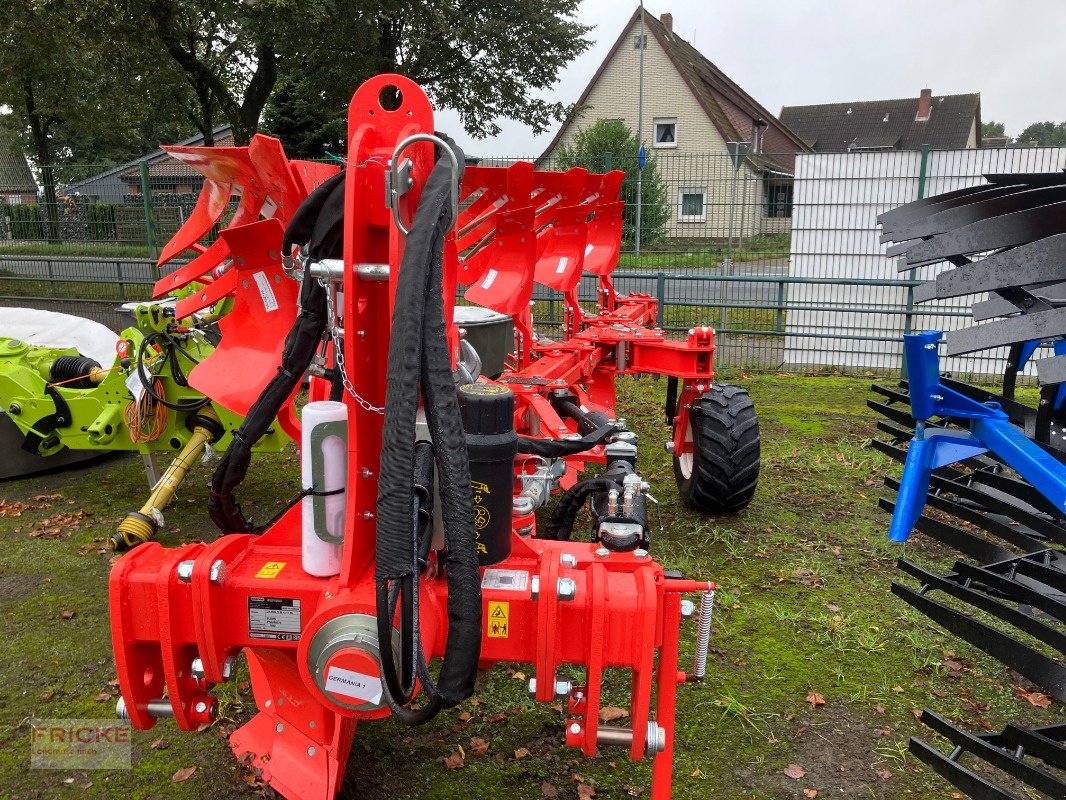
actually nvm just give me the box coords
[673,384,760,514]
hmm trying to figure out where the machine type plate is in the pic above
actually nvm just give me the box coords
[248,596,302,641]
[481,568,529,591]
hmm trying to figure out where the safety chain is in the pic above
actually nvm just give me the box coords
[320,278,384,415]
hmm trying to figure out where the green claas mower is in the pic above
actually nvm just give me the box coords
[0,300,290,548]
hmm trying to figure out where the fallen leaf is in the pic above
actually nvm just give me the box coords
[690,768,704,778]
[891,686,904,694]
[599,706,629,722]
[150,738,169,750]
[873,704,885,714]
[875,768,893,780]
[458,711,472,722]
[806,692,825,709]
[1013,686,1052,709]
[803,790,818,798]
[94,692,110,702]
[512,671,526,681]
[61,610,75,620]
[514,747,530,759]
[911,708,922,720]
[624,786,644,797]
[826,603,841,613]
[784,764,806,780]
[541,782,559,798]
[943,659,964,674]
[443,750,465,770]
[577,784,596,799]
[469,737,489,756]
[172,766,197,783]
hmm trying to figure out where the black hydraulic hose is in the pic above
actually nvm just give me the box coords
[542,476,624,541]
[516,420,620,457]
[375,135,480,725]
[207,169,347,533]
[136,332,211,412]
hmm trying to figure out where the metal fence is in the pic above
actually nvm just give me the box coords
[2,147,1065,377]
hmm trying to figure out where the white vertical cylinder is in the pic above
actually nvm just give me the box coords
[301,400,348,577]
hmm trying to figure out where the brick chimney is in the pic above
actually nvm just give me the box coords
[661,13,673,33]
[915,88,932,122]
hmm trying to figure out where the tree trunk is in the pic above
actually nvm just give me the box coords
[23,81,59,243]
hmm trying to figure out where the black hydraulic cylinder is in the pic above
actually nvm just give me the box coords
[458,383,518,565]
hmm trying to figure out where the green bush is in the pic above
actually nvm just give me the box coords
[86,202,117,241]
[4,203,42,240]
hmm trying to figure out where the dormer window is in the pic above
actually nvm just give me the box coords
[654,118,677,148]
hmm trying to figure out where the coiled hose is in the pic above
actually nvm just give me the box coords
[374,134,482,724]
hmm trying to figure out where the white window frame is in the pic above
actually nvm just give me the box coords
[653,117,677,149]
[677,187,706,223]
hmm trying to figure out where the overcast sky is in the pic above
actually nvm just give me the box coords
[435,0,1066,157]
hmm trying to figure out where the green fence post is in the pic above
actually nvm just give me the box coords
[139,160,158,274]
[116,260,127,301]
[47,258,56,295]
[900,283,915,380]
[916,144,930,201]
[775,279,786,333]
[901,146,930,380]
[655,271,666,328]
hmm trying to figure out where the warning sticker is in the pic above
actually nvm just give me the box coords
[255,561,286,579]
[481,569,529,592]
[253,270,279,313]
[325,666,382,705]
[248,596,301,641]
[487,601,510,638]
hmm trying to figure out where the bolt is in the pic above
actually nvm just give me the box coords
[924,343,937,350]
[513,497,535,516]
[688,328,696,336]
[633,548,650,560]
[307,746,316,757]
[557,577,577,601]
[553,676,573,698]
[115,697,129,722]
[176,560,195,583]
[360,468,374,478]
[681,599,696,618]
[560,553,577,568]
[664,441,675,454]
[931,394,944,402]
[362,511,375,520]
[531,575,540,600]
[221,655,238,680]
[528,677,538,696]
[209,560,226,584]
[8,402,20,415]
[569,722,582,735]
[595,547,610,559]
[194,700,208,714]
[191,657,206,686]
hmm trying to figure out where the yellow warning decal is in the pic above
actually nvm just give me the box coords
[255,561,287,579]
[487,600,509,638]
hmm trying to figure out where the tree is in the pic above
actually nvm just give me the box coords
[129,0,590,145]
[0,2,151,239]
[261,71,348,159]
[1016,121,1066,147]
[556,119,670,246]
[308,0,592,138]
[982,120,1007,140]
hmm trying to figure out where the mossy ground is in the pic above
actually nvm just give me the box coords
[0,374,1061,799]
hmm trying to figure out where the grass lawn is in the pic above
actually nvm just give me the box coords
[0,374,1060,799]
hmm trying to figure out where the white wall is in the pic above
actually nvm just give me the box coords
[783,147,1066,375]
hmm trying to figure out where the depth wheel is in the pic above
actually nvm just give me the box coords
[673,384,760,514]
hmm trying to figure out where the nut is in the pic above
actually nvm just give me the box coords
[557,577,577,601]
[176,560,195,583]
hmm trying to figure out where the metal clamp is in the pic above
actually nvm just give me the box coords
[387,134,460,236]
